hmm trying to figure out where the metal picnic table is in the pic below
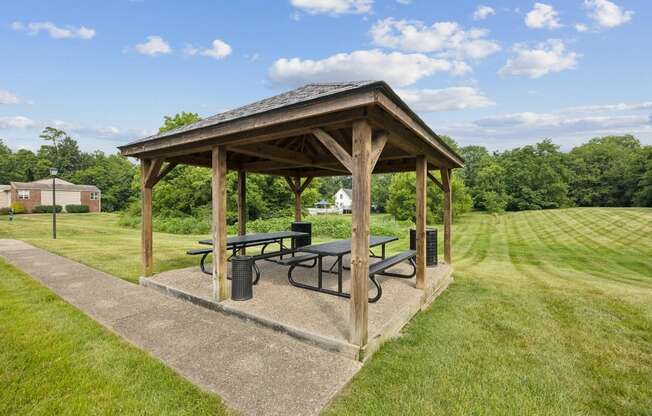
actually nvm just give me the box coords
[194,231,310,282]
[290,236,398,298]
[199,231,309,258]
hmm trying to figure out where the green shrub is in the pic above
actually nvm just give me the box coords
[66,204,90,213]
[33,205,63,214]
[11,202,26,214]
[0,207,10,215]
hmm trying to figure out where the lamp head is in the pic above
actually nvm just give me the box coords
[49,167,58,176]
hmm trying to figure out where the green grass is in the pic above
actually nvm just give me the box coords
[1,209,651,415]
[0,260,227,415]
[325,208,652,415]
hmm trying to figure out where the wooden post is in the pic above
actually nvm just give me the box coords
[237,170,246,254]
[441,168,452,264]
[350,120,372,347]
[415,156,427,289]
[294,174,302,222]
[141,159,153,277]
[212,146,228,301]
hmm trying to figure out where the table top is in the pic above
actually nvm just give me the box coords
[199,231,308,247]
[300,236,398,256]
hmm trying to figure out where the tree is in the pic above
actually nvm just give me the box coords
[70,153,137,211]
[459,145,491,208]
[159,112,201,133]
[499,139,571,211]
[475,159,509,213]
[633,146,652,206]
[568,135,644,207]
[387,171,472,223]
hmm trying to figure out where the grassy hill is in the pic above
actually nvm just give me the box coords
[1,208,651,414]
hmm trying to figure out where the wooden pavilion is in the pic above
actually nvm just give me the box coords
[118,81,464,347]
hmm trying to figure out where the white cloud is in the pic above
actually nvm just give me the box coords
[289,0,373,15]
[396,0,411,4]
[134,36,172,56]
[184,39,232,60]
[269,49,471,87]
[397,87,494,112]
[575,23,589,32]
[498,39,578,78]
[584,0,633,28]
[200,39,232,59]
[438,105,652,149]
[473,5,495,21]
[370,18,500,60]
[565,101,652,113]
[11,21,95,40]
[0,90,20,105]
[0,116,34,129]
[525,3,562,29]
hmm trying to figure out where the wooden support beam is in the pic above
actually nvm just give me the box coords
[298,176,314,194]
[140,159,154,277]
[294,173,302,222]
[350,120,372,348]
[427,171,445,192]
[237,170,247,254]
[212,146,228,301]
[152,162,178,186]
[144,159,163,188]
[232,143,347,173]
[283,175,314,222]
[440,168,452,264]
[369,131,388,173]
[415,156,427,289]
[312,128,353,173]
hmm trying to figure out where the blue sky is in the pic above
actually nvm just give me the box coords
[1,0,650,153]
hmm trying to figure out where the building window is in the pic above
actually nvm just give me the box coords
[90,192,99,200]
[340,194,343,200]
[18,190,30,200]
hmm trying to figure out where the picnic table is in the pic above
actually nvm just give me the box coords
[199,231,308,257]
[189,231,310,282]
[285,236,399,299]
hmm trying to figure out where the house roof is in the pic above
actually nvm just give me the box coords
[338,188,353,199]
[118,80,465,171]
[0,185,10,191]
[10,179,100,192]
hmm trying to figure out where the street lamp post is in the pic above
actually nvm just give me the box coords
[50,167,58,239]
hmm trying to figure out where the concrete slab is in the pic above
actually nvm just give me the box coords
[150,255,453,361]
[0,239,362,416]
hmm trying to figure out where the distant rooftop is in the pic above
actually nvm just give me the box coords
[10,178,99,192]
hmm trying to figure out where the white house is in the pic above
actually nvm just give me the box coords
[334,188,352,213]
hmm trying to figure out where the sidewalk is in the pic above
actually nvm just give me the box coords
[0,239,361,416]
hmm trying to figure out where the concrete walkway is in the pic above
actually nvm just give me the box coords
[0,240,361,416]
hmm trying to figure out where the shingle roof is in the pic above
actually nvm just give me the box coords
[0,185,10,192]
[10,181,100,192]
[124,81,378,147]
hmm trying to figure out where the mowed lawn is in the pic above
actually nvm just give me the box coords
[1,208,651,415]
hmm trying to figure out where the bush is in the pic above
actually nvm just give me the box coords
[66,204,90,213]
[0,207,10,215]
[11,202,26,214]
[33,205,63,214]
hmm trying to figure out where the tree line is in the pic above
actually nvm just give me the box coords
[1,112,650,224]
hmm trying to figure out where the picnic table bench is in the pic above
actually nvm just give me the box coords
[283,236,416,302]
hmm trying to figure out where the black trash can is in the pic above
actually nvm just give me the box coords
[231,256,253,301]
[291,222,312,248]
[409,228,438,266]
